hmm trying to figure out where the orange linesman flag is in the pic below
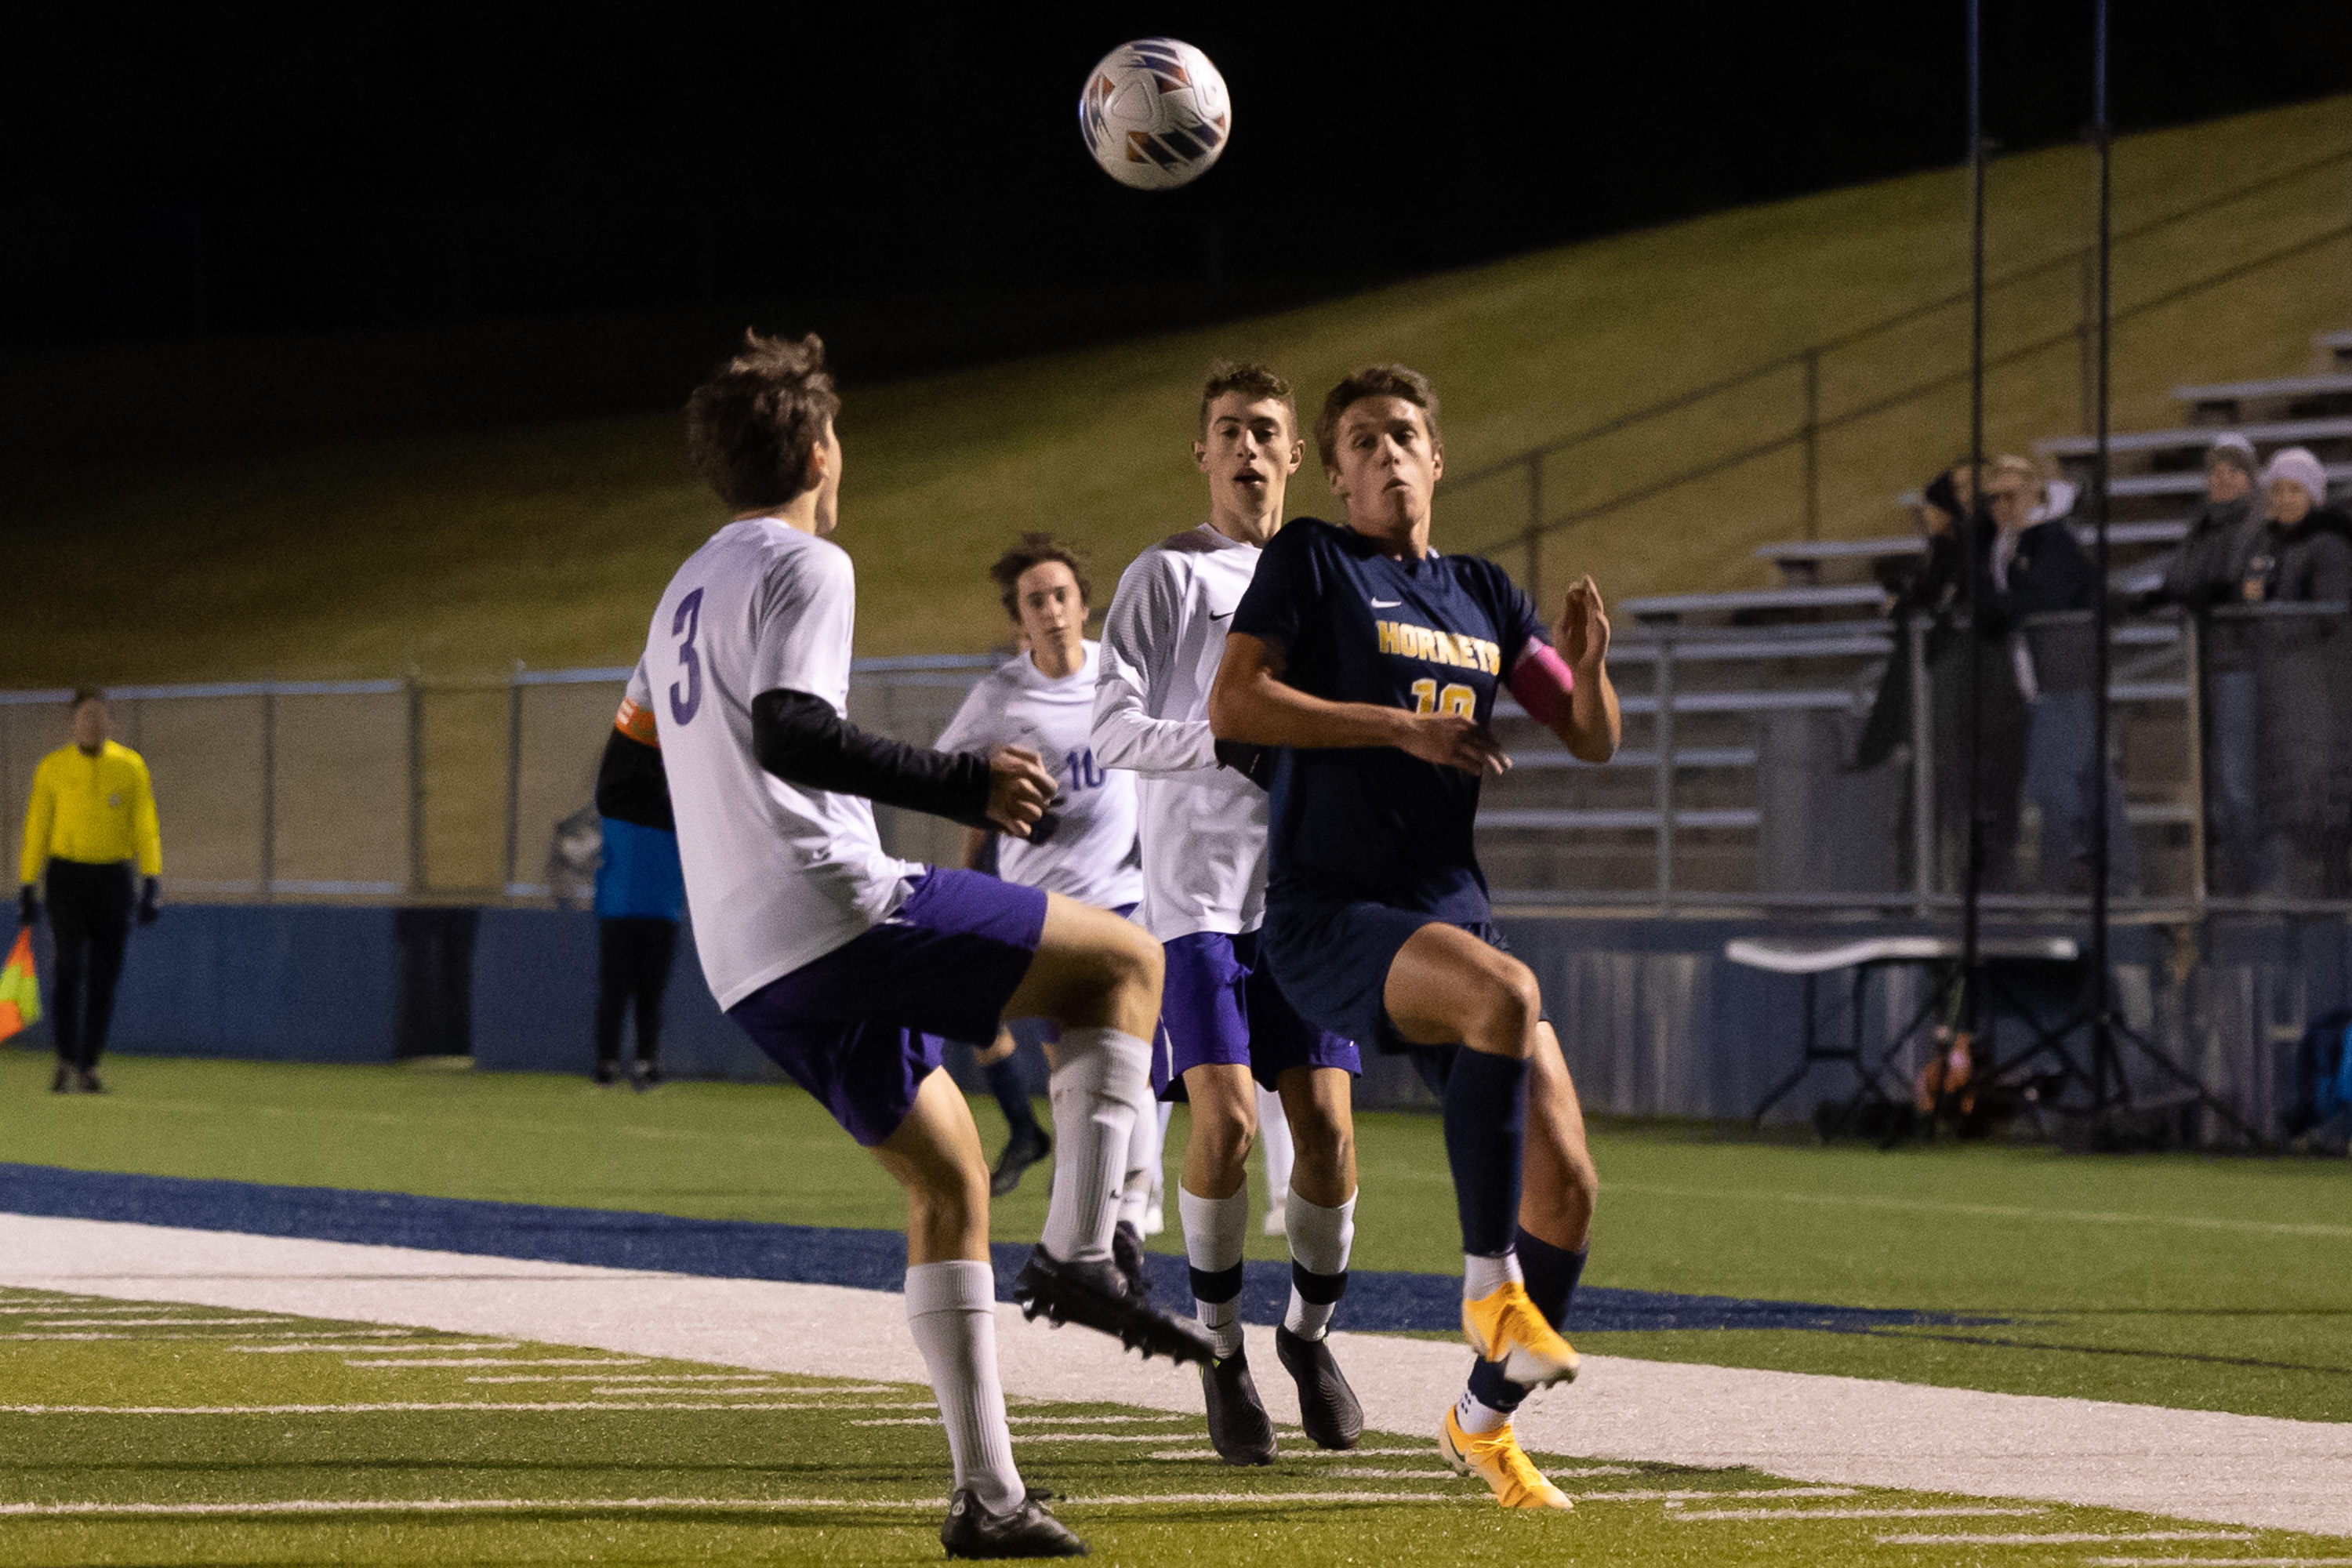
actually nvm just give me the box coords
[0,928,40,1043]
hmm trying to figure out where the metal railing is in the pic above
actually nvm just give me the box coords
[1439,144,2352,603]
[7,606,2348,916]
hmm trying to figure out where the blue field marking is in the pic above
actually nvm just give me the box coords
[0,1163,2006,1334]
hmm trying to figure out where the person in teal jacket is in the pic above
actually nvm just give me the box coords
[593,815,685,1087]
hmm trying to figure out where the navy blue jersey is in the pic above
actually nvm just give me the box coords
[1229,517,1548,922]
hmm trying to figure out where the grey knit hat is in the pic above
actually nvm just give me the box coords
[2262,446,2328,510]
[2205,432,2257,477]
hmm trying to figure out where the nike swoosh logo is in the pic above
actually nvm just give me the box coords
[1209,610,1234,620]
[1370,598,1403,608]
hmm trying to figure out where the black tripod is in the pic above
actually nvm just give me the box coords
[1934,0,2263,1148]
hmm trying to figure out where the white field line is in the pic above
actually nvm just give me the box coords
[462,1374,898,1388]
[231,1340,503,1353]
[5,1316,294,1327]
[1581,1487,1860,1503]
[1006,1414,1192,1425]
[0,1492,1479,1519]
[5,1217,2348,1538]
[1142,1446,1586,1463]
[340,1356,644,1367]
[1878,1532,2256,1545]
[1671,1504,2045,1522]
[1320,1467,1461,1480]
[1606,1181,2352,1241]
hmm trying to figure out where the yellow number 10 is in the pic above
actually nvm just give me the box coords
[1410,679,1475,717]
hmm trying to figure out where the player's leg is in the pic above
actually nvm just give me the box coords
[871,1066,1085,1559]
[632,919,676,1085]
[591,920,627,1084]
[1454,1022,1596,1453]
[1178,1058,1258,1345]
[1255,1083,1294,1234]
[1112,1051,1162,1268]
[1270,1062,1363,1450]
[979,1029,1049,1196]
[45,873,89,1092]
[1383,924,1577,1381]
[1000,895,1210,1362]
[77,886,129,1086]
[1145,1100,1174,1233]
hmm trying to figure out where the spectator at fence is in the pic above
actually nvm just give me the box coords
[2153,434,2263,609]
[591,814,684,1087]
[2251,448,2350,604]
[1985,457,2134,895]
[17,691,162,1094]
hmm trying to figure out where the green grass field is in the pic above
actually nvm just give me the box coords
[5,96,2349,688]
[5,1050,2347,1426]
[3,1286,2341,1568]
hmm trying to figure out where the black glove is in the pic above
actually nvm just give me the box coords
[136,877,160,927]
[17,885,38,928]
[1214,739,1279,790]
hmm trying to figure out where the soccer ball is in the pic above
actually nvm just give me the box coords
[1077,38,1232,191]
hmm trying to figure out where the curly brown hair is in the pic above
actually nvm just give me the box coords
[684,330,842,513]
[1314,364,1441,474]
[987,533,1094,623]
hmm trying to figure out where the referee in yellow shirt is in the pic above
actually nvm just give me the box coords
[18,691,162,1094]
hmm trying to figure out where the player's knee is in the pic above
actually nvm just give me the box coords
[1469,961,1542,1056]
[1290,1112,1352,1183]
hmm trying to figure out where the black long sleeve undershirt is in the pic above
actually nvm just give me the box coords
[751,688,995,829]
[595,730,674,831]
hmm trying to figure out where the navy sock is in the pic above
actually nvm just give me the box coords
[983,1056,1040,1142]
[1441,1049,1529,1258]
[1468,1233,1587,1414]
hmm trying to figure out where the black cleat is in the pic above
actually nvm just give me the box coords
[1275,1324,1363,1450]
[1011,1246,1217,1365]
[50,1064,75,1094]
[630,1058,661,1092]
[940,1486,1088,1559]
[74,1068,103,1094]
[593,1061,619,1086]
[989,1130,1050,1197]
[1200,1347,1276,1465]
[1112,1220,1149,1301]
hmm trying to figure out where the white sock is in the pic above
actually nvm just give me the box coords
[1116,1074,1160,1232]
[905,1260,1022,1512]
[1463,1250,1523,1301]
[1149,1102,1174,1210]
[1454,1387,1512,1435]
[1178,1182,1250,1360]
[1256,1085,1294,1204]
[1282,1190,1356,1341]
[1039,1026,1146,1264]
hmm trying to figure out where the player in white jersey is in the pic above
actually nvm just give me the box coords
[595,332,1210,1560]
[1091,360,1366,1465]
[934,535,1153,1228]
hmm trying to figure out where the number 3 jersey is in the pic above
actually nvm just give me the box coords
[1229,515,1548,924]
[933,641,1142,911]
[622,518,918,1009]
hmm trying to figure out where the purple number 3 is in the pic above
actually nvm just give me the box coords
[669,587,705,725]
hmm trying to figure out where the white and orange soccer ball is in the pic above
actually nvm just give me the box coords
[1077,38,1232,191]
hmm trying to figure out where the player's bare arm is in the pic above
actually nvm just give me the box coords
[1208,631,1509,776]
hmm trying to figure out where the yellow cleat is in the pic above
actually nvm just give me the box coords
[1461,1281,1581,1388]
[1441,1406,1573,1511]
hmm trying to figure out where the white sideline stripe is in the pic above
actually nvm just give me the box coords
[1320,1467,1460,1480]
[1146,1446,1507,1461]
[2,1316,292,1327]
[341,1356,644,1367]
[465,1375,898,1389]
[1608,1181,2352,1241]
[1672,1504,2045,1522]
[1006,1414,1192,1425]
[4,1216,2347,1537]
[1878,1532,2255,1545]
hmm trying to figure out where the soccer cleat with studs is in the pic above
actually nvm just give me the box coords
[939,1486,1089,1559]
[1011,1246,1217,1365]
[1274,1323,1362,1450]
[1440,1406,1573,1511]
[1461,1280,1580,1388]
[1200,1346,1276,1465]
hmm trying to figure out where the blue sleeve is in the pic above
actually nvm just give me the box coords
[1229,520,1325,652]
[1490,562,1549,673]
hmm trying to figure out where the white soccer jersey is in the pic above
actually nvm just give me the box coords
[935,641,1142,912]
[626,517,918,1010]
[1091,523,1269,942]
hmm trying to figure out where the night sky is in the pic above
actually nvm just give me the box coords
[5,2,2348,355]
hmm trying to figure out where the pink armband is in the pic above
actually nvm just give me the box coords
[1507,643,1575,726]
